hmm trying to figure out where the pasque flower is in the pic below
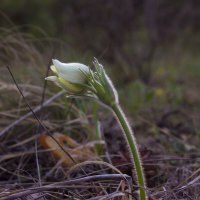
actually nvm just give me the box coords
[45,58,147,200]
[45,59,90,94]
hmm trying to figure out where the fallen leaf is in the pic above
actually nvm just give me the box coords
[39,133,96,167]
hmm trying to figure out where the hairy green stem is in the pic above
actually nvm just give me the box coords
[111,102,146,200]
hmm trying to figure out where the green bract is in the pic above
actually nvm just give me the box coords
[45,59,90,94]
[83,59,119,106]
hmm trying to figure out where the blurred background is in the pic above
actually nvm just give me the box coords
[1,0,200,146]
[0,0,200,198]
[1,0,200,113]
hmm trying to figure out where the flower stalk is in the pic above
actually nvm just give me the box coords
[111,102,146,200]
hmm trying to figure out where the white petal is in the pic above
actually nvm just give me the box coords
[50,65,58,74]
[45,76,64,89]
[45,76,58,82]
[52,59,90,84]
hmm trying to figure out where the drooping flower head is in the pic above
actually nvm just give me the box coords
[45,59,90,94]
[46,59,118,106]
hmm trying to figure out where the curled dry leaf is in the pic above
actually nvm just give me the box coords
[39,133,96,167]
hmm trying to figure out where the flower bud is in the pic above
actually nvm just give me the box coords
[45,59,90,94]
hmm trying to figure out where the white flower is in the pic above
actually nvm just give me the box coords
[45,59,90,93]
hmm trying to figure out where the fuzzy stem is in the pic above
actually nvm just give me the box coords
[111,102,146,200]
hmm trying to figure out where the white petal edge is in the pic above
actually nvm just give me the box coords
[45,76,58,82]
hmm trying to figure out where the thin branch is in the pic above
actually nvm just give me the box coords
[35,47,56,187]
